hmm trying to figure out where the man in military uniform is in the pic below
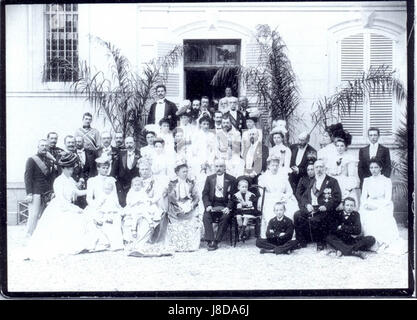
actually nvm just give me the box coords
[24,139,54,236]
[74,112,101,153]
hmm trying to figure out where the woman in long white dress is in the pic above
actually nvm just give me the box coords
[165,161,201,252]
[359,159,406,255]
[257,155,299,238]
[325,136,360,210]
[25,152,90,260]
[268,129,292,175]
[84,156,124,251]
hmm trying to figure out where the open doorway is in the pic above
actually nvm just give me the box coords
[184,39,241,102]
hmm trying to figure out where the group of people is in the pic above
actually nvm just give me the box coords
[23,84,406,260]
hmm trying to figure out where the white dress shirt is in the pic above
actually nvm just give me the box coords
[127,150,135,170]
[245,140,259,169]
[369,143,379,158]
[155,99,166,125]
[77,149,86,166]
[295,145,307,166]
[215,174,225,198]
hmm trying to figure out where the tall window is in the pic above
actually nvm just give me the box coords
[339,32,394,137]
[44,4,78,82]
[183,39,241,101]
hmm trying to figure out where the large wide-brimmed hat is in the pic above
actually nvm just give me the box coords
[58,152,78,167]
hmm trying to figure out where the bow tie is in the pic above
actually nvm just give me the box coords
[157,100,164,104]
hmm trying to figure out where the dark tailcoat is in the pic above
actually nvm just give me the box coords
[224,110,247,132]
[288,144,316,192]
[147,98,178,130]
[358,144,391,187]
[24,154,54,195]
[202,173,237,210]
[113,149,141,206]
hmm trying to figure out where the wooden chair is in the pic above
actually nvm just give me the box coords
[231,184,266,247]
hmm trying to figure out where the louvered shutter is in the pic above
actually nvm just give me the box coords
[245,42,261,97]
[340,33,365,136]
[369,33,393,136]
[157,42,180,97]
[245,42,269,126]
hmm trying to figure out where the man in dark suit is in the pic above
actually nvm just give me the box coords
[293,159,342,250]
[114,132,126,153]
[289,131,317,193]
[96,131,119,176]
[24,139,54,236]
[46,131,65,182]
[358,127,391,188]
[326,197,376,259]
[147,84,178,130]
[113,136,141,207]
[202,159,237,251]
[295,161,315,204]
[75,136,97,181]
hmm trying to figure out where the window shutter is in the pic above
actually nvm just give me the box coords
[157,42,180,97]
[340,33,365,136]
[369,33,393,136]
[245,42,261,97]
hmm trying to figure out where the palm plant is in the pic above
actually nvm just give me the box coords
[310,65,406,134]
[211,24,300,139]
[391,111,408,206]
[50,36,183,145]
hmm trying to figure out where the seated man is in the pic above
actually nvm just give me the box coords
[202,159,237,251]
[326,197,376,259]
[293,159,342,251]
[295,160,315,204]
[256,202,299,255]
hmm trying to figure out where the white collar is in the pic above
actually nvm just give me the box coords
[77,148,85,153]
[157,99,165,103]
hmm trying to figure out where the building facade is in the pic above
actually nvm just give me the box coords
[6,2,408,223]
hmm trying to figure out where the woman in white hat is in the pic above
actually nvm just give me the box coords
[165,159,201,252]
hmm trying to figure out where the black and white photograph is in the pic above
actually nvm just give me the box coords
[2,0,414,297]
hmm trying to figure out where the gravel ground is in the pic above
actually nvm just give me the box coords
[5,225,410,293]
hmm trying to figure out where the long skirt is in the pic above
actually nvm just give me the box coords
[360,200,406,255]
[25,199,90,260]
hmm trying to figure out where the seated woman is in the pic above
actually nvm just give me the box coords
[165,159,201,252]
[232,176,259,241]
[258,155,299,238]
[24,152,89,260]
[127,158,173,257]
[359,158,407,255]
[325,131,359,210]
[85,155,123,251]
[268,128,292,175]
